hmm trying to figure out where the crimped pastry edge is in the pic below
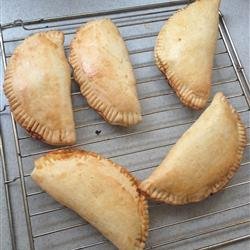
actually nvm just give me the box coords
[140,92,247,205]
[32,149,149,250]
[69,24,142,127]
[3,31,76,146]
[155,51,209,110]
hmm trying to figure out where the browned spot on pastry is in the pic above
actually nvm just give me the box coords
[58,172,67,180]
[28,130,43,140]
[35,164,43,170]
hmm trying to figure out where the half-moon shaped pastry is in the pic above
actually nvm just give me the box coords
[4,31,75,145]
[32,150,149,249]
[69,19,142,127]
[140,92,246,204]
[155,0,221,109]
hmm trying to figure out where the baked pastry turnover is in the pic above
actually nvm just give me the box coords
[155,0,221,109]
[32,150,149,250]
[69,19,142,127]
[140,93,246,204]
[4,31,75,145]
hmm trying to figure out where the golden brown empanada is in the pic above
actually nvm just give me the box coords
[32,150,148,250]
[155,0,221,109]
[4,31,75,145]
[69,19,142,127]
[140,92,246,204]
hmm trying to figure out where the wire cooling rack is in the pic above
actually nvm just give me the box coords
[1,1,250,249]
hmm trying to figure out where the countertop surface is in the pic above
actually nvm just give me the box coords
[1,1,249,250]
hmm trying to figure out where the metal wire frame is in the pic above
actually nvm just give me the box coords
[25,180,250,239]
[0,28,35,250]
[0,27,17,250]
[6,151,250,199]
[197,234,250,250]
[15,78,245,143]
[1,1,190,30]
[0,121,16,250]
[17,101,250,159]
[0,1,250,250]
[70,219,250,250]
[27,174,250,209]
[20,10,174,32]
[26,178,249,215]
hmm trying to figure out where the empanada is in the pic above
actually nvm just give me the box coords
[31,150,148,250]
[140,92,246,204]
[155,0,221,109]
[4,31,75,145]
[69,19,142,127]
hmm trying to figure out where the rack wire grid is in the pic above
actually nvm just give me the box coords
[1,1,250,250]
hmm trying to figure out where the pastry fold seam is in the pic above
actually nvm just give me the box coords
[155,51,208,109]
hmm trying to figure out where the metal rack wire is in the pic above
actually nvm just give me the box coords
[1,1,250,249]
